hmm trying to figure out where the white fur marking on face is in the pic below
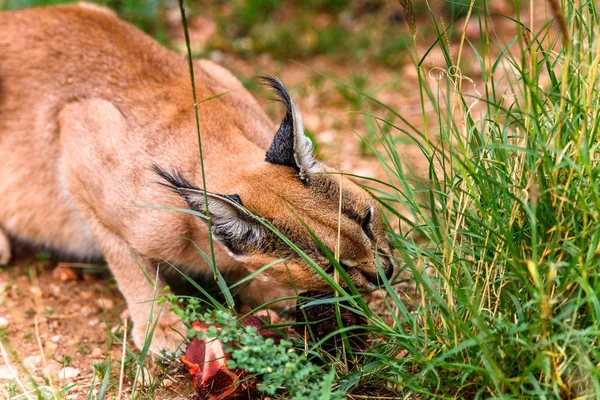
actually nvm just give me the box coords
[289,100,319,176]
[340,259,359,267]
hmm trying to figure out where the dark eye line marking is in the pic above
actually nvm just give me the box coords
[340,206,362,223]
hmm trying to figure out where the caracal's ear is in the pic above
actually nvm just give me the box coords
[261,76,319,179]
[153,166,264,255]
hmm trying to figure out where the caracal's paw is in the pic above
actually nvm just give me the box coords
[131,309,187,356]
[0,230,11,266]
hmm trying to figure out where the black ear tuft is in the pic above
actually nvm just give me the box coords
[153,166,261,256]
[152,165,201,192]
[153,166,243,207]
[265,110,296,168]
[261,76,318,177]
[261,76,294,110]
[261,76,297,168]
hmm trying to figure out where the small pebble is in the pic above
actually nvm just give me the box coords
[80,291,94,300]
[52,266,79,282]
[96,298,114,309]
[0,365,17,380]
[91,347,103,358]
[45,341,58,353]
[51,335,62,343]
[88,318,100,327]
[29,286,42,296]
[49,284,61,298]
[58,367,80,380]
[80,305,99,318]
[0,317,8,328]
[43,361,62,377]
[23,355,41,372]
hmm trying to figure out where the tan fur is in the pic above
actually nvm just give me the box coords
[0,4,393,354]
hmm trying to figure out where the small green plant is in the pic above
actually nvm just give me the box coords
[1,382,18,398]
[56,354,72,366]
[179,307,344,400]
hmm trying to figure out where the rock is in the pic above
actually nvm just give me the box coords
[0,365,17,380]
[58,367,80,380]
[50,335,62,343]
[91,347,103,358]
[88,318,100,327]
[80,305,99,318]
[49,284,61,298]
[52,266,78,282]
[80,291,94,300]
[45,341,58,353]
[0,317,8,328]
[23,355,41,372]
[96,298,114,309]
[43,361,62,378]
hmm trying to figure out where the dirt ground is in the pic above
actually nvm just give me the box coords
[0,2,553,398]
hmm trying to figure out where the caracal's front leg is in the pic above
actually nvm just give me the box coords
[101,236,187,355]
[0,228,11,266]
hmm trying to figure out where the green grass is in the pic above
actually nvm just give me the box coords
[320,0,600,397]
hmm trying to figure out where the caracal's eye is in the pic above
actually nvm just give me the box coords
[361,205,374,237]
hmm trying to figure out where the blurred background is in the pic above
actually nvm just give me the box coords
[1,0,494,67]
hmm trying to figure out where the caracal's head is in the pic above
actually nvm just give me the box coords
[157,77,393,291]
